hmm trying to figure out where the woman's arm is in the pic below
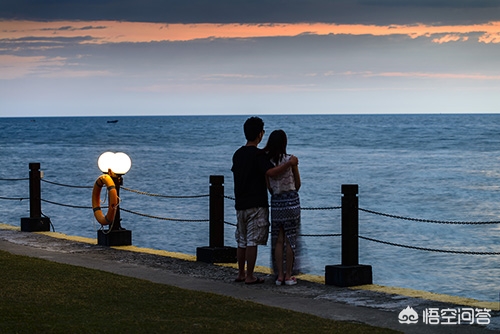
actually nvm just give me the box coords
[292,164,301,191]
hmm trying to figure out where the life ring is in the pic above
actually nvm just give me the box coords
[92,174,118,225]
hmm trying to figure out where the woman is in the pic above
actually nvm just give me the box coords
[264,130,301,286]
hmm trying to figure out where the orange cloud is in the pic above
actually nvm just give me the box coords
[2,20,500,44]
[432,34,469,44]
[479,33,500,43]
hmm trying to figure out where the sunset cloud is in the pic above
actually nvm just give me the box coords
[2,20,500,45]
[479,32,500,43]
[432,34,469,44]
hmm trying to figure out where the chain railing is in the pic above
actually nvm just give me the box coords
[1,165,499,257]
[357,206,500,255]
[39,178,210,223]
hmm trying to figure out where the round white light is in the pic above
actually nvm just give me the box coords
[113,152,132,175]
[98,152,132,175]
[98,152,115,173]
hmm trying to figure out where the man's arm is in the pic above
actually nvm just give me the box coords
[265,155,298,177]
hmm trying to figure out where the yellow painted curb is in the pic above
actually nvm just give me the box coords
[36,231,97,244]
[0,223,19,231]
[295,273,324,284]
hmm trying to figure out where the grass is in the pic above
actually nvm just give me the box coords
[0,250,398,333]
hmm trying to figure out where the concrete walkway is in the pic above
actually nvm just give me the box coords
[0,226,498,333]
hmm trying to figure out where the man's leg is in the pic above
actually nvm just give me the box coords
[245,245,258,283]
[236,247,246,281]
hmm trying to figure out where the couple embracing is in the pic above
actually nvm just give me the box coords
[232,117,302,286]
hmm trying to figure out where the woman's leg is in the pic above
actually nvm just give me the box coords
[274,227,285,282]
[285,239,295,281]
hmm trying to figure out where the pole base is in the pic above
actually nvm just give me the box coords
[325,264,373,287]
[20,217,51,232]
[196,246,237,263]
[97,229,132,246]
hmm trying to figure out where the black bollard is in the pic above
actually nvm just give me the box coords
[209,175,224,248]
[325,184,372,287]
[196,175,236,263]
[342,184,359,266]
[20,163,51,232]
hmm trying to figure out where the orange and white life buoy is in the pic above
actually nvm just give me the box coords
[92,174,118,225]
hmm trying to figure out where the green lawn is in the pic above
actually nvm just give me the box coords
[0,250,398,333]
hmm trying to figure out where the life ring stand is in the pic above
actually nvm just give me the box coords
[92,173,119,226]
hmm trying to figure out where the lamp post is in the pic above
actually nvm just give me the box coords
[96,152,132,246]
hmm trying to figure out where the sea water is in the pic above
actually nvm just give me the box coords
[0,114,499,302]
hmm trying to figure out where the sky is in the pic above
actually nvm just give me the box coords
[1,0,500,117]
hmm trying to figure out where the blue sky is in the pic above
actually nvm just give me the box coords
[1,0,500,116]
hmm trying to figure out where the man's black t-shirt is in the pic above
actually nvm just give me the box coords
[231,146,273,211]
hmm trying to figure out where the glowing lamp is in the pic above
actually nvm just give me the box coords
[98,152,132,175]
[96,151,132,246]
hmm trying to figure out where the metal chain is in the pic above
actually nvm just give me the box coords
[120,207,208,222]
[302,206,341,211]
[41,198,92,209]
[121,187,209,199]
[0,177,29,181]
[42,179,93,189]
[0,196,28,201]
[359,207,500,225]
[300,233,341,237]
[359,235,500,255]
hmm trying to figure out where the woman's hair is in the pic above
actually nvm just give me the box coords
[264,129,288,165]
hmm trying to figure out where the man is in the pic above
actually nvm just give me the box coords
[231,117,298,284]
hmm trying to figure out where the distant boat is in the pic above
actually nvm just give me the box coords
[107,120,119,123]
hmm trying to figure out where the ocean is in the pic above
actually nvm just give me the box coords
[1,114,499,302]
